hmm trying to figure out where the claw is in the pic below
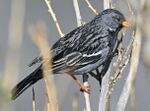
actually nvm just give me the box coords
[80,85,91,94]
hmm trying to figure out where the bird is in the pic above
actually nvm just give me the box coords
[11,9,131,100]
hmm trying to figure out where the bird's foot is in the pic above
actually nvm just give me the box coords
[80,85,91,94]
[89,71,101,81]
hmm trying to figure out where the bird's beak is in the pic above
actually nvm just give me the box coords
[122,20,131,28]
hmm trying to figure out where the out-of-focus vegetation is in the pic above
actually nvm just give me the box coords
[141,1,150,68]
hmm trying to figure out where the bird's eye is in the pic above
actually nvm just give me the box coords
[116,17,121,22]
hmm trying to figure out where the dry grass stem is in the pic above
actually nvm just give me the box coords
[1,0,25,110]
[73,0,91,111]
[125,0,134,16]
[73,0,82,26]
[98,67,111,111]
[44,0,64,37]
[3,0,26,91]
[72,93,79,111]
[32,87,36,111]
[28,22,58,111]
[130,87,136,111]
[85,0,98,15]
[103,0,111,10]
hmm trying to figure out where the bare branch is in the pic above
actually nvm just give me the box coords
[73,0,91,111]
[44,0,64,37]
[98,67,112,111]
[130,87,136,111]
[73,0,82,26]
[32,87,36,111]
[103,0,111,10]
[85,0,98,15]
[125,0,134,15]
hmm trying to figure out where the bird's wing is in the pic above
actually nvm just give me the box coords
[28,26,83,67]
[51,38,110,73]
[66,47,110,66]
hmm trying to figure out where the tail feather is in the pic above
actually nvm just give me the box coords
[11,66,43,100]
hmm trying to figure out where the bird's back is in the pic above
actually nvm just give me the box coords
[50,15,117,74]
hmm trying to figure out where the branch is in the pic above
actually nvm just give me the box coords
[44,0,64,37]
[103,0,111,10]
[73,0,82,26]
[73,0,91,111]
[85,0,98,15]
[32,87,36,111]
[98,67,112,111]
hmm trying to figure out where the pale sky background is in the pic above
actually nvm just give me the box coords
[0,0,150,111]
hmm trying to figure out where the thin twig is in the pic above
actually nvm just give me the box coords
[32,87,36,111]
[72,93,79,111]
[125,0,134,16]
[85,0,98,15]
[73,0,82,26]
[73,0,91,111]
[103,0,112,10]
[44,0,64,37]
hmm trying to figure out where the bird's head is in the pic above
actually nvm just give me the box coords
[99,9,131,31]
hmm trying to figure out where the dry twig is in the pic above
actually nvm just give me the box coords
[44,0,64,37]
[73,0,91,111]
[85,0,98,15]
[73,0,82,26]
[32,87,36,111]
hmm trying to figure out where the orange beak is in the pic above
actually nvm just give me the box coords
[122,20,131,28]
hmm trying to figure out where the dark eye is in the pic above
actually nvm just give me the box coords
[116,17,121,21]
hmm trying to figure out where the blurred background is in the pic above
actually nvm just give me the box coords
[0,0,150,111]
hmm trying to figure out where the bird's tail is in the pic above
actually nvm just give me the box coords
[11,66,43,100]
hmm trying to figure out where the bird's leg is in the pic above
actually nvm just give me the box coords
[69,74,90,94]
[89,58,111,87]
[89,71,100,81]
